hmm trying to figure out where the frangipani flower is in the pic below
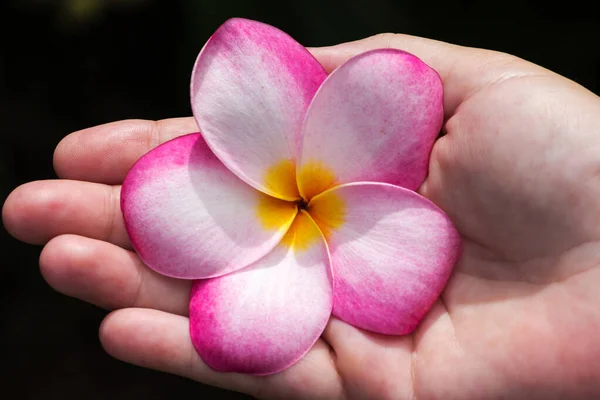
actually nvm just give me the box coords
[121,18,461,375]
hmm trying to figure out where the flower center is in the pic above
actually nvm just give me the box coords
[294,198,309,211]
[297,161,336,202]
[258,159,346,251]
[263,159,337,203]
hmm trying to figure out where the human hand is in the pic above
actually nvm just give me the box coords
[3,33,600,399]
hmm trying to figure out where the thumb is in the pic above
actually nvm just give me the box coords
[308,33,546,116]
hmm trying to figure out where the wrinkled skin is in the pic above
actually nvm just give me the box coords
[3,34,600,400]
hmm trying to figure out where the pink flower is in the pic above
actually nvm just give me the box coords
[121,18,461,375]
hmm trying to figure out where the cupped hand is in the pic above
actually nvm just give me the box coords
[4,34,600,400]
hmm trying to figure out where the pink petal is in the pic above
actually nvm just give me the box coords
[308,182,460,334]
[190,211,332,375]
[121,133,297,279]
[190,18,327,200]
[298,49,443,200]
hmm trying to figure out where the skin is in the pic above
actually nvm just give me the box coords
[3,34,600,400]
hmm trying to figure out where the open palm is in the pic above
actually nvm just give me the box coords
[4,34,600,399]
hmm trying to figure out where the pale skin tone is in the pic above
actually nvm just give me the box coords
[3,33,600,400]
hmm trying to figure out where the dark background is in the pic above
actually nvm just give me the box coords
[1,0,598,399]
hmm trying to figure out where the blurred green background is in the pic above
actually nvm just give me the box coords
[0,0,598,398]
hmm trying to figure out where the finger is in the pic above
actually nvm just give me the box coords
[100,309,343,400]
[308,33,546,116]
[3,179,129,248]
[54,117,198,184]
[40,235,190,315]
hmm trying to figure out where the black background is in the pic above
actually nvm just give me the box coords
[1,1,598,399]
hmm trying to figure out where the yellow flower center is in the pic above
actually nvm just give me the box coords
[263,160,300,201]
[257,159,346,250]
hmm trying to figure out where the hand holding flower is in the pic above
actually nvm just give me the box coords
[4,20,600,400]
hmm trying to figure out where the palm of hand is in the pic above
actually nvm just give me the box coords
[342,68,600,399]
[3,36,600,400]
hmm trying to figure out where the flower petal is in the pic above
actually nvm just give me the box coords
[298,49,443,200]
[308,182,460,334]
[191,18,327,200]
[121,133,297,279]
[189,211,332,375]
